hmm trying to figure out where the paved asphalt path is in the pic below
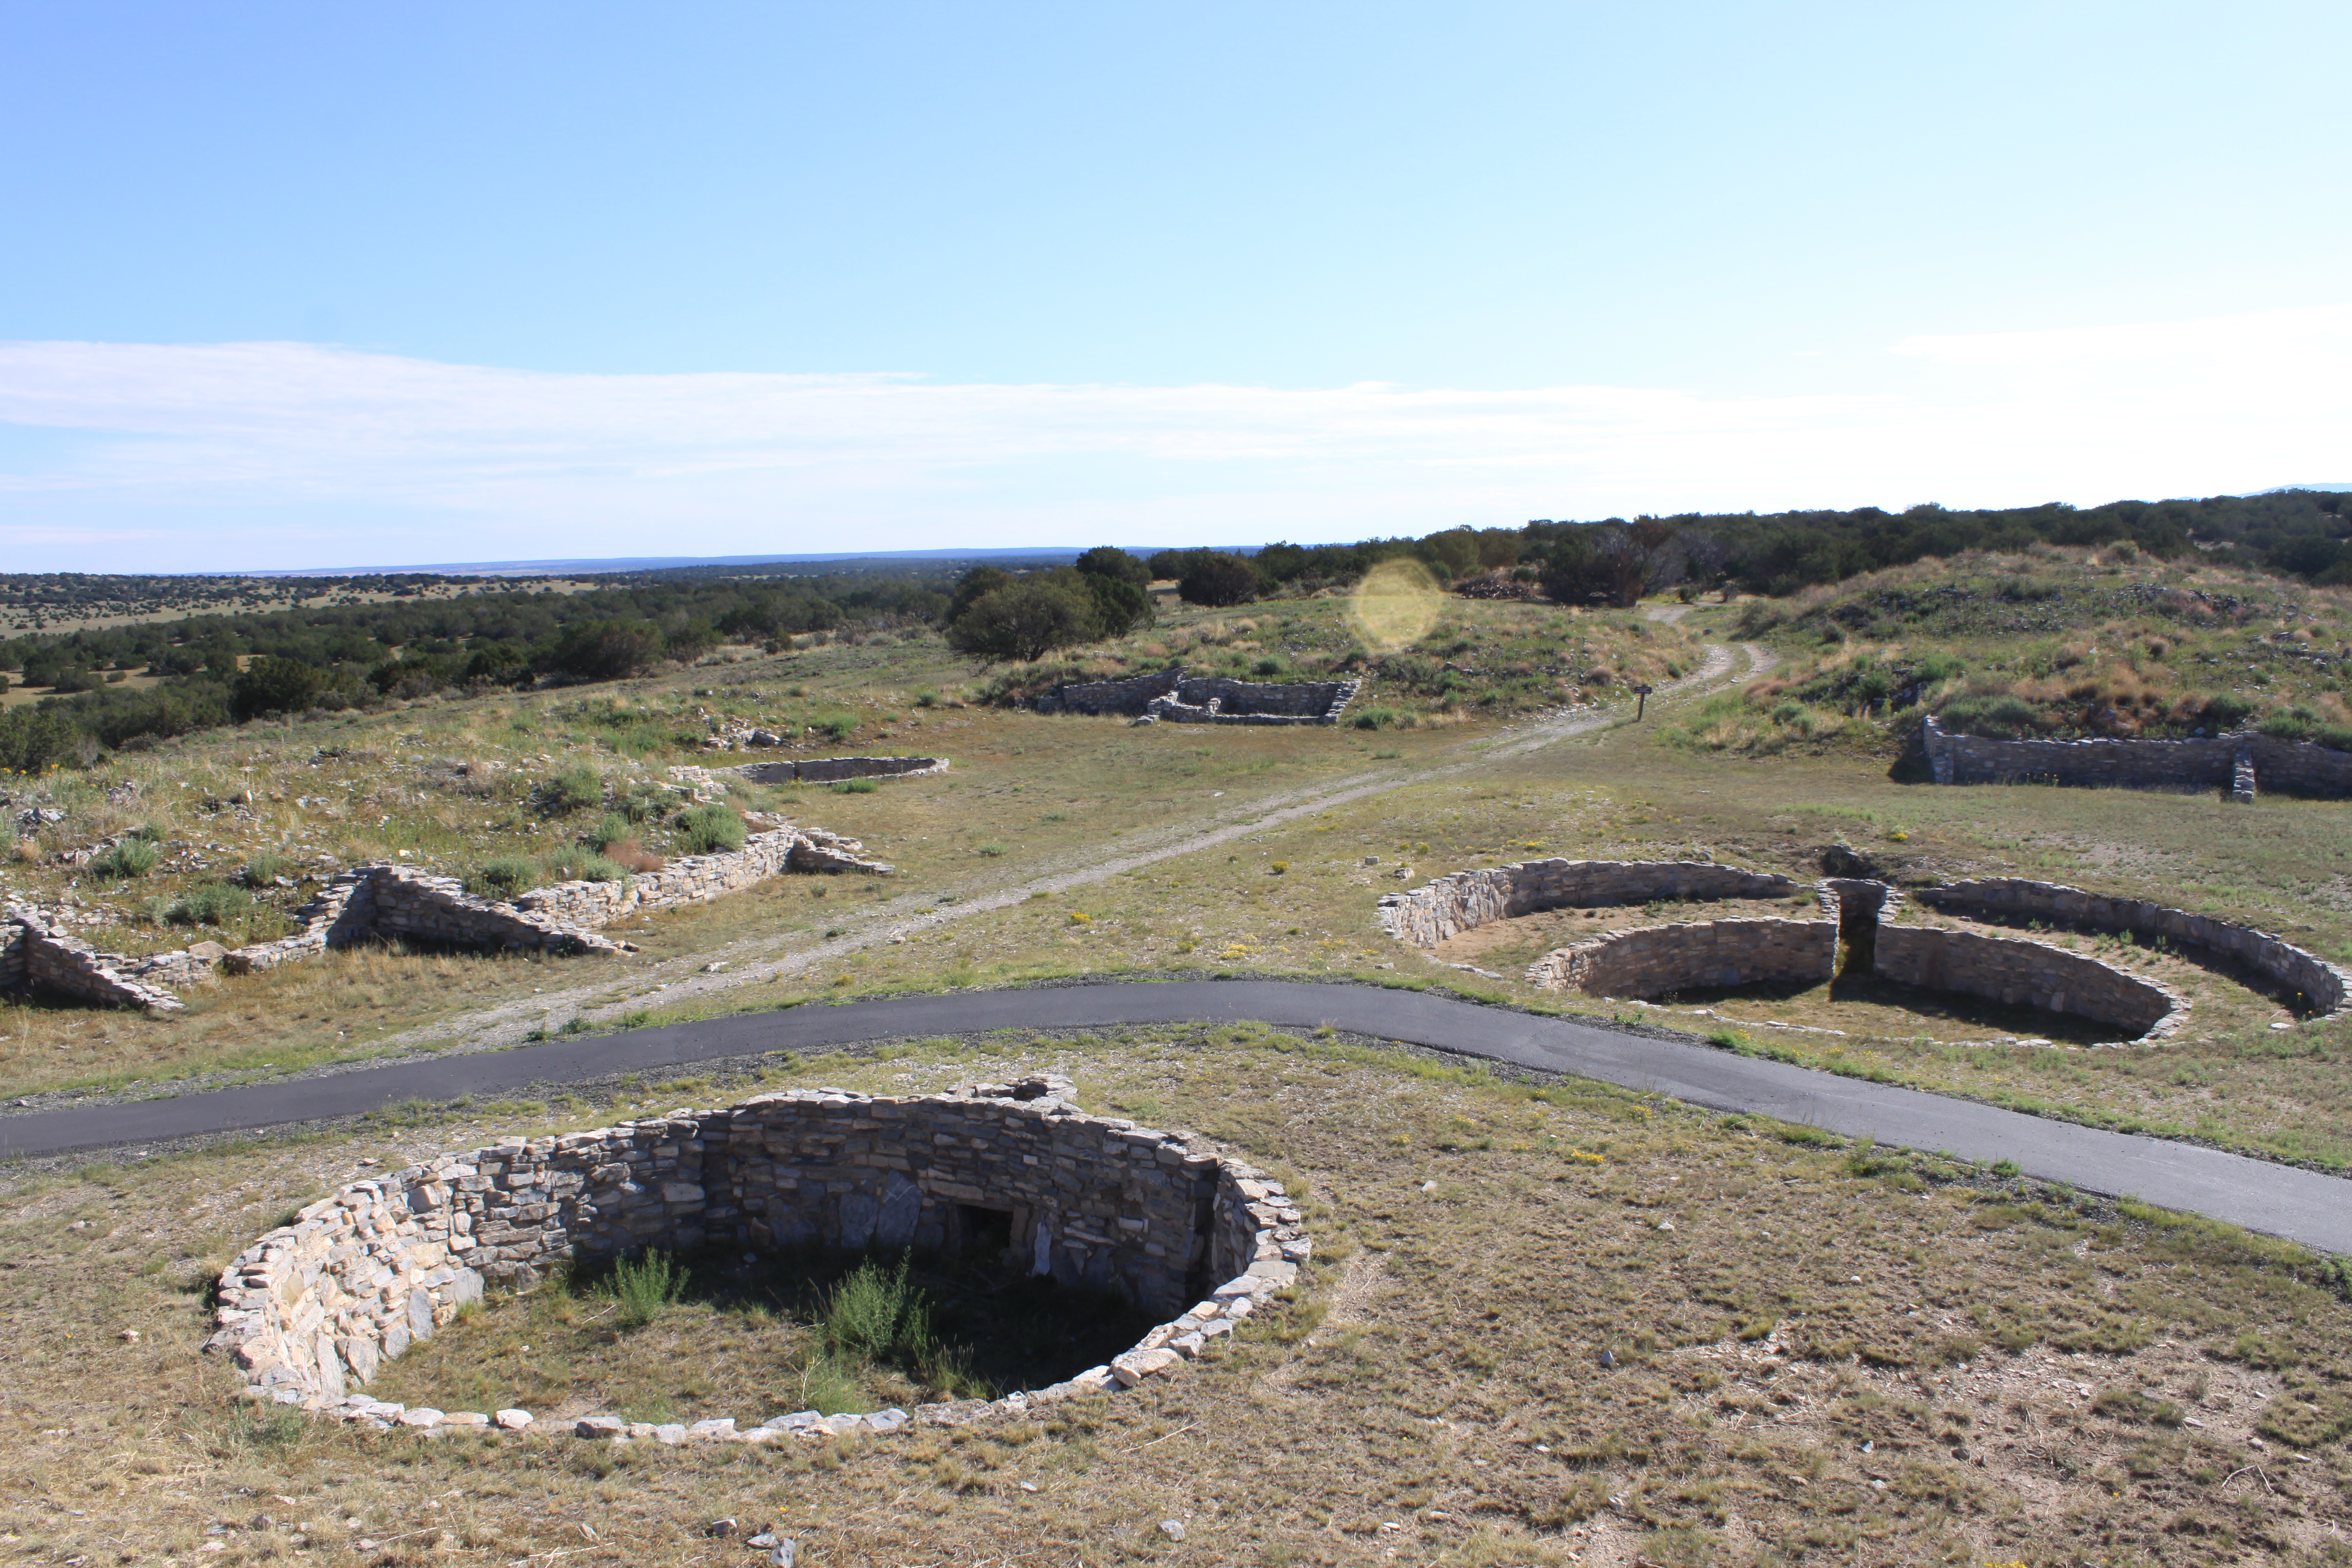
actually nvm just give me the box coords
[5,980,2345,1254]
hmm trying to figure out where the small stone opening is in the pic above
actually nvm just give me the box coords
[1826,879,1887,977]
[953,1203,1015,1260]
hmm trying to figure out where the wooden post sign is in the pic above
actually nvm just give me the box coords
[1632,682,1655,719]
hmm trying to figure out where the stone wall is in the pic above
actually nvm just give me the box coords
[1872,925,2186,1037]
[733,755,949,785]
[1036,667,1362,726]
[222,826,889,978]
[1380,859,1798,950]
[1913,878,2352,1015]
[511,828,888,928]
[1921,715,2352,798]
[2,902,186,1013]
[224,866,630,975]
[1455,863,2194,1041]
[206,1078,1310,1439]
[1526,917,1836,995]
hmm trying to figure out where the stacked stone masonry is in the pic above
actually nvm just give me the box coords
[1912,878,2352,1017]
[3,821,892,1008]
[1869,923,2184,1037]
[205,1077,1310,1439]
[0,902,186,1013]
[1379,857,2195,1041]
[733,755,948,785]
[1378,859,1797,950]
[1922,715,2352,797]
[204,827,884,973]
[1035,667,1363,726]
[1526,917,1835,996]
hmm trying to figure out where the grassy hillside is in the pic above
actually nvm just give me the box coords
[1669,544,2352,759]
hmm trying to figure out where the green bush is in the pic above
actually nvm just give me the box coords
[2201,692,2256,730]
[540,847,626,883]
[2257,705,2352,752]
[167,882,253,927]
[229,655,325,722]
[675,803,747,854]
[90,837,160,879]
[1350,706,1414,730]
[541,763,604,813]
[239,851,287,887]
[832,777,879,794]
[585,813,635,851]
[1935,693,2044,738]
[823,1253,933,1363]
[468,855,540,898]
[946,583,1097,662]
[817,714,859,743]
[607,1250,686,1330]
[0,708,82,774]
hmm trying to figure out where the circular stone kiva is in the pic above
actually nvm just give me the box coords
[206,1076,1309,1439]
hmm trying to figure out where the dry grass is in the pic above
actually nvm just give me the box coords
[5,1030,2350,1566]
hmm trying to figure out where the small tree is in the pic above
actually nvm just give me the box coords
[1077,572,1152,637]
[545,620,665,682]
[1177,551,1260,607]
[947,567,1016,624]
[0,708,79,773]
[1075,546,1152,588]
[229,655,325,721]
[947,583,1095,662]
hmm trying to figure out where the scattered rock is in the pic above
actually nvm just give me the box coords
[1159,1520,1186,1542]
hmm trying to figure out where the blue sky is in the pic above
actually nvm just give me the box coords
[1,2,2346,570]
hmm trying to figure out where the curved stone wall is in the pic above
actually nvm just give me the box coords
[1379,859,1798,949]
[1870,925,2186,1038]
[1912,878,2352,1016]
[205,1078,1308,1438]
[1513,875,2191,1041]
[1526,917,1834,995]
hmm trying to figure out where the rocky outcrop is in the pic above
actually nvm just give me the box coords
[207,1078,1310,1439]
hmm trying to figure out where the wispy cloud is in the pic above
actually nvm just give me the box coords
[0,304,2346,570]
